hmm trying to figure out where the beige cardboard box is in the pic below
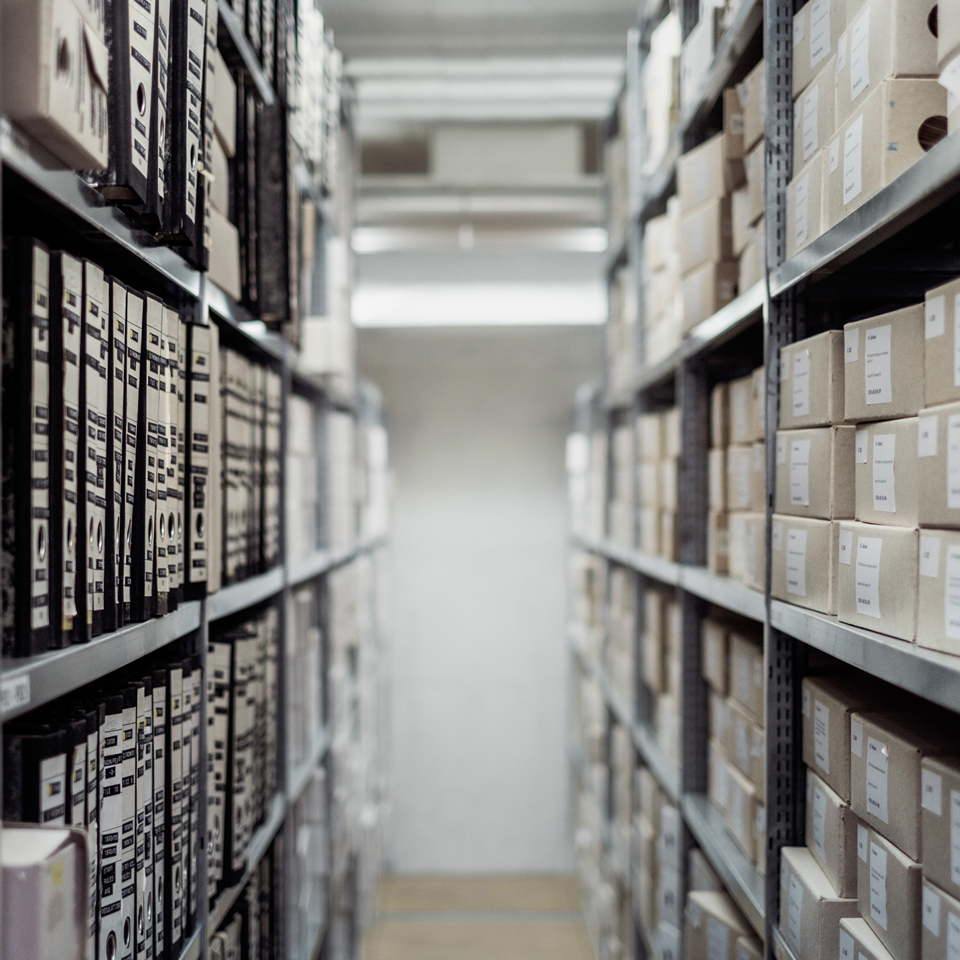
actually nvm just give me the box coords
[843,304,925,422]
[794,58,837,172]
[731,373,765,444]
[709,510,730,574]
[835,0,939,127]
[924,277,960,406]
[710,692,731,753]
[738,59,766,151]
[682,260,739,334]
[638,766,665,829]
[733,185,753,255]
[661,458,679,511]
[684,891,752,960]
[726,697,757,775]
[641,505,661,555]
[726,765,759,862]
[663,408,681,459]
[837,521,918,640]
[728,445,755,511]
[941,2,960,67]
[710,447,728,511]
[827,79,946,228]
[729,512,766,592]
[680,197,735,275]
[779,846,859,960]
[643,628,666,694]
[214,51,238,157]
[787,150,826,260]
[209,134,231,217]
[709,739,732,813]
[712,382,730,447]
[752,368,766,441]
[802,674,892,801]
[921,879,960,960]
[638,412,664,461]
[739,233,765,292]
[635,815,657,927]
[775,426,856,519]
[751,442,765,513]
[729,630,764,722]
[772,516,840,614]
[702,617,730,694]
[839,916,896,960]
[678,132,727,213]
[916,528,960,654]
[745,138,766,225]
[209,208,242,302]
[850,711,947,861]
[794,1,846,96]
[950,92,960,135]
[856,824,922,960]
[639,461,660,507]
[854,416,920,527]
[915,401,960,529]
[807,769,859,897]
[780,331,846,429]
[661,510,679,561]
[920,756,960,900]
[689,848,724,893]
[723,88,747,190]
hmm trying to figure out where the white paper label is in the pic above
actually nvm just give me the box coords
[788,873,803,947]
[787,528,808,597]
[872,434,897,513]
[0,674,31,715]
[920,416,939,458]
[856,537,883,619]
[790,440,811,506]
[774,519,784,551]
[921,536,942,578]
[830,136,841,173]
[839,529,853,565]
[845,327,859,363]
[777,434,787,465]
[837,28,847,71]
[856,429,869,464]
[928,295,947,339]
[803,85,820,161]
[849,7,870,101]
[858,823,868,861]
[864,324,892,405]
[707,916,730,960]
[870,840,888,930]
[867,737,889,822]
[953,791,960,887]
[793,350,811,417]
[946,546,960,641]
[949,416,960,510]
[814,699,830,773]
[843,113,864,206]
[954,294,960,387]
[939,52,960,101]
[851,719,864,757]
[949,913,960,960]
[812,784,827,860]
[809,0,831,68]
[923,768,943,815]
[794,10,805,46]
[924,885,942,936]
[839,928,855,960]
[803,687,811,718]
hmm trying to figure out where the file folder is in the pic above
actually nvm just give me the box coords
[105,280,127,633]
[151,668,167,960]
[122,292,144,622]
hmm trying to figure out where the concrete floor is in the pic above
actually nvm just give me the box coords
[361,876,593,960]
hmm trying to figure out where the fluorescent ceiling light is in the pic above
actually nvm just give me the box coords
[352,227,608,254]
[353,282,607,327]
[346,56,626,79]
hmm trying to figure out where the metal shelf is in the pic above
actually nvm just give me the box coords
[286,536,385,588]
[574,536,681,585]
[217,0,276,106]
[773,926,800,960]
[287,727,332,804]
[208,792,287,934]
[770,129,960,297]
[1,120,202,298]
[207,567,286,621]
[771,600,960,712]
[639,137,680,222]
[681,793,765,938]
[1,601,202,720]
[205,280,288,363]
[635,720,681,804]
[288,359,357,413]
[180,927,202,960]
[682,566,765,623]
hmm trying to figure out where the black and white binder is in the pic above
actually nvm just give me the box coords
[76,261,108,642]
[135,0,172,229]
[174,318,188,607]
[75,701,104,960]
[105,280,127,633]
[150,668,167,960]
[97,695,126,960]
[118,684,138,960]
[165,661,184,959]
[101,0,156,205]
[179,661,193,936]
[123,292,144,622]
[163,308,181,611]
[50,253,84,647]
[186,656,202,930]
[263,372,281,570]
[64,716,88,829]
[154,310,171,616]
[209,337,223,594]
[1,239,53,656]
[186,323,212,597]
[2,725,68,824]
[207,639,231,898]
[126,678,148,960]
[132,298,162,621]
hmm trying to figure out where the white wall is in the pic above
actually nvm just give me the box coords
[360,325,602,874]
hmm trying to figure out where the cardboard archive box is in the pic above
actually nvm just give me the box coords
[923,277,960,406]
[712,382,730,446]
[726,764,759,861]
[684,891,752,960]
[744,138,765,224]
[916,528,960,655]
[737,59,766,150]
[807,769,859,897]
[677,132,727,212]
[702,616,729,695]
[710,447,727,511]
[839,917,896,960]
[722,87,746,190]
[729,629,764,722]
[787,149,826,259]
[727,445,754,511]
[775,426,856,519]
[921,879,960,960]
[730,371,765,444]
[853,416,919,527]
[771,515,840,614]
[682,261,739,333]
[780,330,846,429]
[920,756,960,901]
[680,196,735,275]
[843,304,925,422]
[916,400,960,529]
[793,0,847,96]
[729,512,766,592]
[794,56,837,172]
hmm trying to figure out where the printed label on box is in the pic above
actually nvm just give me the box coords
[837,28,847,71]
[814,699,830,772]
[866,737,889,822]
[844,114,864,207]
[839,928,855,960]
[795,173,810,248]
[845,327,859,363]
[787,528,808,597]
[856,428,869,464]
[809,0,831,68]
[788,873,803,947]
[939,53,960,101]
[920,417,938,458]
[872,434,896,513]
[792,350,810,417]
[946,547,960,641]
[927,295,946,339]
[839,529,853,565]
[830,136,841,173]
[856,536,883,619]
[948,911,960,960]
[851,719,863,757]
[812,783,827,860]
[948,416,960,509]
[870,840,888,929]
[790,440,811,506]
[864,325,892,405]
[794,8,805,45]
[921,535,941,578]
[922,768,943,816]
[859,823,868,861]
[849,7,870,102]
[924,885,942,935]
[803,86,820,161]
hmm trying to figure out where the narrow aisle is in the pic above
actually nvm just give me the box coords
[361,876,594,960]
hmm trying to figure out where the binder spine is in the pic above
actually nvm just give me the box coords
[165,665,184,957]
[106,281,127,633]
[196,0,219,265]
[151,669,167,960]
[263,370,281,568]
[179,665,193,935]
[120,690,137,960]
[99,698,125,960]
[140,0,172,226]
[186,324,211,595]
[2,240,53,655]
[132,683,148,960]
[83,706,102,960]
[188,663,201,927]
[67,719,88,827]
[123,293,144,619]
[176,319,188,604]
[155,313,171,615]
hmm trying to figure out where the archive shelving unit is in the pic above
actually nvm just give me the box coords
[575,0,960,958]
[0,12,387,960]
